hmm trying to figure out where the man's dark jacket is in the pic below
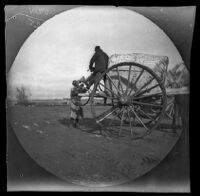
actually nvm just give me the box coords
[89,49,109,73]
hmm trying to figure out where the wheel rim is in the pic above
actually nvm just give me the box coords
[90,62,167,139]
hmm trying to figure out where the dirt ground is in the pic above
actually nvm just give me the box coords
[7,105,182,187]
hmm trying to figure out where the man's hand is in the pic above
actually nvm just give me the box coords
[90,67,95,72]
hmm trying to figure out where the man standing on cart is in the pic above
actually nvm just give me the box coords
[81,46,109,104]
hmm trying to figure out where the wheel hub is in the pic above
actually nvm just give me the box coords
[119,95,131,105]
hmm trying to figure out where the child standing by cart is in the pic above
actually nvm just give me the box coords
[69,80,84,128]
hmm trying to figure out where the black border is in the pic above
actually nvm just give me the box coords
[3,1,198,193]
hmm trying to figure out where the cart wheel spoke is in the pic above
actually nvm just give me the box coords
[106,73,122,96]
[98,82,119,98]
[127,108,133,136]
[132,100,163,108]
[130,107,149,131]
[137,107,154,121]
[133,92,162,100]
[128,68,144,96]
[108,108,123,127]
[134,84,160,98]
[125,65,132,94]
[96,107,118,123]
[128,106,137,124]
[116,67,124,94]
[134,77,155,96]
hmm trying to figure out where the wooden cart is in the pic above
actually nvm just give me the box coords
[72,53,189,139]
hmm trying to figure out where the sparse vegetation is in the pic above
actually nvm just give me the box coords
[16,86,31,105]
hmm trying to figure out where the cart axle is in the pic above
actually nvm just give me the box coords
[119,95,132,105]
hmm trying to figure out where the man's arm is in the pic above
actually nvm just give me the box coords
[89,53,97,71]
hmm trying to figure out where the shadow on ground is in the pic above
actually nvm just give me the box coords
[58,117,180,139]
[58,117,100,134]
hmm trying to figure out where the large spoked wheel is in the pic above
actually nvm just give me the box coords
[90,62,167,139]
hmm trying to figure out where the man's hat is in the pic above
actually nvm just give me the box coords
[95,46,100,51]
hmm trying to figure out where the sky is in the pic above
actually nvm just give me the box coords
[7,6,183,99]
